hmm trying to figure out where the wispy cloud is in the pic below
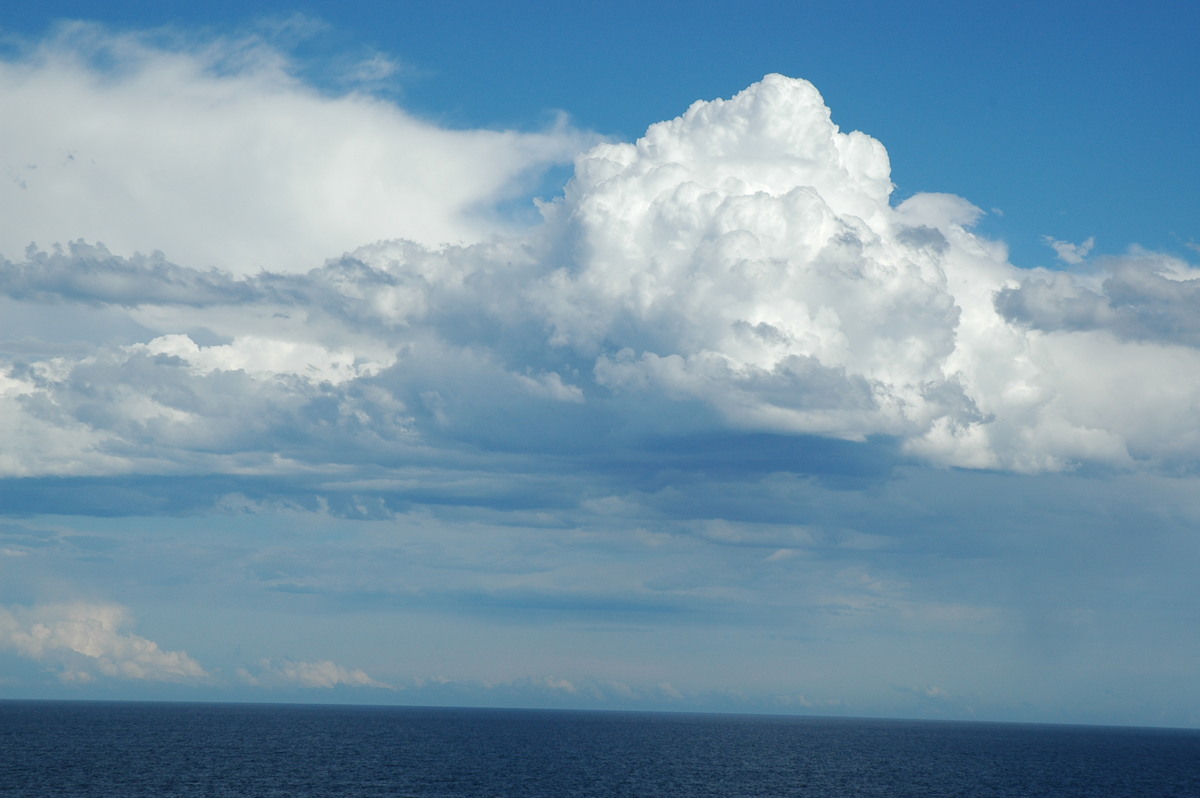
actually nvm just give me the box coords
[1042,235,1095,265]
[238,658,393,690]
[0,22,593,274]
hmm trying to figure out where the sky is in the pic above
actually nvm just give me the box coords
[0,1,1198,728]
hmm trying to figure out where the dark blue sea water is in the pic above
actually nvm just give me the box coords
[1,701,1197,797]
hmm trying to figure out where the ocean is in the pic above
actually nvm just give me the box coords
[1,700,1197,796]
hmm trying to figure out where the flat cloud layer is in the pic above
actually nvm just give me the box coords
[3,62,1200,478]
[239,658,393,690]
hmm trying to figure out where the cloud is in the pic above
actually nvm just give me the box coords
[2,61,1200,479]
[238,658,393,689]
[0,602,208,683]
[995,250,1200,346]
[3,456,1197,721]
[1042,235,1095,264]
[0,242,256,307]
[0,22,592,274]
[394,673,707,709]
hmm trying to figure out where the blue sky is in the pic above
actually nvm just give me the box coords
[1,2,1198,727]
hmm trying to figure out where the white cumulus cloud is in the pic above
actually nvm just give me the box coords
[0,602,209,683]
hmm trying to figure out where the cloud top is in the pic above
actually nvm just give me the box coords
[537,75,964,448]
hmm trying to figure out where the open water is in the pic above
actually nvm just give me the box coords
[1,700,1198,797]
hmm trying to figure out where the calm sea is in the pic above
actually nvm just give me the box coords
[1,700,1197,797]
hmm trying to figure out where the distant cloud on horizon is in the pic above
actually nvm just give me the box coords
[238,657,394,690]
[0,602,208,684]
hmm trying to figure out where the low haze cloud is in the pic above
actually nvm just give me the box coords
[238,658,393,690]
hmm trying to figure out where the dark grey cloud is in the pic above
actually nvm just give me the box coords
[0,243,259,307]
[995,255,1200,346]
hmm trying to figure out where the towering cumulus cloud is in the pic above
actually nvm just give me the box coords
[3,68,1200,479]
[531,76,1200,471]
[537,75,968,446]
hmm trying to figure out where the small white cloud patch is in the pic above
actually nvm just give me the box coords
[1042,235,1095,264]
